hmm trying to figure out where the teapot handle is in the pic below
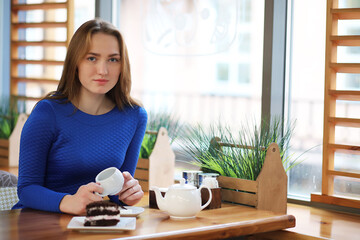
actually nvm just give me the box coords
[199,185,212,210]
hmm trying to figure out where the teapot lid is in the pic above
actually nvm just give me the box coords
[170,178,196,190]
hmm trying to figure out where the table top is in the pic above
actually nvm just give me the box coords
[0,194,295,240]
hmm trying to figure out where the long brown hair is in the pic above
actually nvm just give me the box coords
[44,19,140,109]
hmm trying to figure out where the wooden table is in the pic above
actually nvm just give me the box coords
[0,194,295,240]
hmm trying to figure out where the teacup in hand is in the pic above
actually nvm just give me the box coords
[95,167,124,197]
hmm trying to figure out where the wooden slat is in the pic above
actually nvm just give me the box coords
[0,157,9,167]
[145,130,158,135]
[12,41,67,47]
[328,117,360,127]
[328,90,360,101]
[12,59,64,66]
[12,95,41,101]
[328,170,360,179]
[137,158,150,169]
[138,180,149,192]
[0,148,9,157]
[12,2,67,11]
[0,139,9,148]
[12,22,67,29]
[218,142,266,151]
[134,169,149,181]
[311,193,360,209]
[12,77,58,84]
[0,140,9,167]
[329,143,360,154]
[331,35,360,46]
[322,0,337,197]
[332,8,360,19]
[66,0,74,46]
[218,176,258,193]
[0,167,18,176]
[221,188,257,207]
[330,63,360,73]
[12,76,59,84]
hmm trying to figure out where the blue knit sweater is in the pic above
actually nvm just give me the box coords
[13,99,147,212]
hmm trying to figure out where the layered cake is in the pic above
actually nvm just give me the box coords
[84,201,120,226]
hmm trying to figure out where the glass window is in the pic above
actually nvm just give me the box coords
[339,0,360,8]
[238,63,250,84]
[337,73,360,90]
[114,0,264,128]
[338,46,360,63]
[74,0,95,30]
[217,63,229,82]
[113,0,264,180]
[286,0,327,199]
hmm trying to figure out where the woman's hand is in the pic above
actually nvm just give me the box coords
[116,171,144,206]
[59,182,103,215]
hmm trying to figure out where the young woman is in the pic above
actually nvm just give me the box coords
[12,19,147,215]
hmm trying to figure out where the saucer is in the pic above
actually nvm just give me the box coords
[120,206,145,217]
[67,217,136,232]
[170,215,196,219]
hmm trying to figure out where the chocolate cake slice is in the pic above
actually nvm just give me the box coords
[84,201,120,226]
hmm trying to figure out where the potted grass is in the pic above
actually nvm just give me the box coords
[139,111,184,159]
[178,117,306,213]
[0,96,26,167]
[180,118,302,179]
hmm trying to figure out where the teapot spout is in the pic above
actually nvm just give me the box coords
[152,186,167,211]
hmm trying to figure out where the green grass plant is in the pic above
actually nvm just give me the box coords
[178,117,306,181]
[139,111,184,159]
[0,96,26,139]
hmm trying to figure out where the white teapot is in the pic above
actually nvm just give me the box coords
[152,178,212,218]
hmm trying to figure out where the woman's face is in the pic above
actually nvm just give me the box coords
[77,32,121,97]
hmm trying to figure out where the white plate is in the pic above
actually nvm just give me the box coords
[67,217,136,232]
[120,206,144,217]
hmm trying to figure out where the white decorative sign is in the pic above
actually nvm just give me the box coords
[143,0,238,56]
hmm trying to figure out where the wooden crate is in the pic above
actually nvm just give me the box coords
[0,114,28,167]
[0,139,9,167]
[217,142,287,214]
[135,158,150,192]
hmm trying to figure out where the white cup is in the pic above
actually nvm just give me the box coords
[202,177,219,188]
[95,167,124,197]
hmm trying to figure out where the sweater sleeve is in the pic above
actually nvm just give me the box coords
[119,107,148,176]
[17,100,67,212]
[110,107,147,205]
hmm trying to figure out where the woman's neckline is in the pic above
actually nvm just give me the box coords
[70,101,117,116]
[70,96,116,116]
